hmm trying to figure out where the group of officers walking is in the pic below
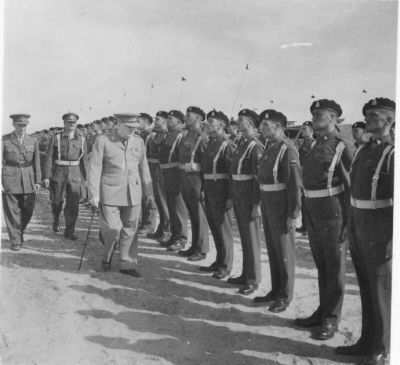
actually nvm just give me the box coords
[2,96,394,365]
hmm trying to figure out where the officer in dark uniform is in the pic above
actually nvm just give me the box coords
[254,110,302,312]
[2,114,41,251]
[177,106,209,262]
[146,111,171,242]
[159,110,188,250]
[138,113,157,235]
[335,98,394,365]
[297,121,315,233]
[228,109,263,295]
[43,113,86,240]
[200,109,236,279]
[352,121,370,148]
[294,100,352,340]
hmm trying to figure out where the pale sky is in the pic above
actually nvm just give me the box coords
[1,0,398,133]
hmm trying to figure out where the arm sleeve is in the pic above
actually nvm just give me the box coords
[283,144,302,218]
[139,138,154,198]
[224,141,236,199]
[33,139,42,183]
[43,135,55,180]
[87,136,104,201]
[251,145,262,204]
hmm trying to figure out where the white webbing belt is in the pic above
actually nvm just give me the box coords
[350,197,393,210]
[304,184,344,198]
[204,173,229,180]
[260,183,286,192]
[232,174,253,181]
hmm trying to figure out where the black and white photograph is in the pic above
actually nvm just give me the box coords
[0,1,398,364]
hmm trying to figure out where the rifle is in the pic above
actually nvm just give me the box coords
[78,208,96,270]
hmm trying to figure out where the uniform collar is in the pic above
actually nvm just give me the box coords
[369,134,392,146]
[317,129,338,143]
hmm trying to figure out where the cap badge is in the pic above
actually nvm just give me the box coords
[315,101,320,108]
[371,99,377,106]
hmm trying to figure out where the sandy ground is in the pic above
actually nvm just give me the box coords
[0,190,362,365]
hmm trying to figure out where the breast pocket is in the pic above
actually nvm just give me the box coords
[24,145,34,161]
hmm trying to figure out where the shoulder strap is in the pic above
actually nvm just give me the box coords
[190,136,203,164]
[56,133,61,161]
[168,132,182,163]
[272,143,288,186]
[327,141,345,189]
[371,145,393,200]
[212,140,228,174]
[237,140,256,174]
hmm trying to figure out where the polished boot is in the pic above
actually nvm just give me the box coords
[212,268,229,279]
[358,353,389,365]
[253,291,276,304]
[188,252,206,261]
[167,242,185,251]
[199,262,219,272]
[269,299,290,313]
[238,283,258,295]
[178,247,196,257]
[294,310,322,328]
[312,319,338,340]
[227,276,245,285]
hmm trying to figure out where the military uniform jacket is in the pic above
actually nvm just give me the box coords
[201,135,236,200]
[43,131,86,181]
[88,132,153,206]
[350,135,394,243]
[298,137,315,166]
[147,131,166,162]
[302,130,352,191]
[258,137,302,218]
[230,136,263,204]
[2,132,41,194]
[178,128,207,171]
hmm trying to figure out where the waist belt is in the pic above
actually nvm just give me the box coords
[55,160,80,166]
[160,162,179,169]
[148,158,159,164]
[204,173,229,180]
[232,174,253,181]
[304,185,344,198]
[179,163,201,172]
[5,161,32,168]
[351,197,393,210]
[260,183,286,192]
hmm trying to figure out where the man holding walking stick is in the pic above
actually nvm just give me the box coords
[87,113,155,277]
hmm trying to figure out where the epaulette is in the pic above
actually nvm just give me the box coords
[2,133,12,141]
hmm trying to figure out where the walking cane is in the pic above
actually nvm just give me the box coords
[78,208,96,270]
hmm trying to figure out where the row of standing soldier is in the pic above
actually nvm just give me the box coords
[2,97,394,365]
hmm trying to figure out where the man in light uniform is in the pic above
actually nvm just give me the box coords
[88,113,155,277]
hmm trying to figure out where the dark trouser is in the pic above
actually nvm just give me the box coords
[261,191,295,302]
[149,163,170,234]
[204,180,233,272]
[2,193,36,247]
[181,172,209,254]
[304,194,347,323]
[349,207,392,355]
[50,179,81,234]
[232,181,261,285]
[140,197,156,232]
[300,194,306,229]
[163,168,188,243]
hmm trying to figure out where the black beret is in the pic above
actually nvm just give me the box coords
[207,109,229,126]
[108,116,116,121]
[76,124,84,129]
[168,110,185,123]
[352,121,367,130]
[156,111,169,119]
[262,110,288,127]
[362,97,396,116]
[303,121,313,128]
[310,99,342,117]
[93,120,101,125]
[238,109,260,128]
[187,106,205,121]
[229,119,238,126]
[100,117,109,123]
[139,113,153,123]
[62,113,79,122]
[49,127,55,131]
[259,109,276,121]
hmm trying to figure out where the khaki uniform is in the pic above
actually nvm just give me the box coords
[43,131,86,234]
[2,132,41,248]
[88,132,153,269]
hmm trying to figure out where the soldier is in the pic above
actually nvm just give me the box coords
[294,99,352,340]
[100,117,109,133]
[158,110,188,250]
[43,113,87,240]
[138,113,157,235]
[253,110,302,312]
[227,119,241,145]
[352,121,370,148]
[146,111,171,242]
[297,121,315,233]
[200,110,236,279]
[177,106,209,261]
[2,114,41,251]
[227,109,263,295]
[335,98,394,365]
[88,113,155,277]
